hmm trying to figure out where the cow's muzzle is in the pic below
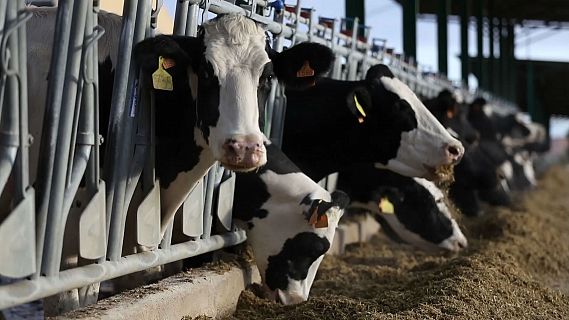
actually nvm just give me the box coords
[221,135,265,171]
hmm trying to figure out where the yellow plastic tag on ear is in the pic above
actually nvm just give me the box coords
[354,94,367,118]
[378,197,394,214]
[296,60,315,78]
[152,56,173,91]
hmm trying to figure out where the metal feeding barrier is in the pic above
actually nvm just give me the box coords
[0,0,516,315]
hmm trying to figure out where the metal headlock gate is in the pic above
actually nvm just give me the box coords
[0,0,516,315]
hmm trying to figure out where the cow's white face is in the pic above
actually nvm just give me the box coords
[414,178,468,252]
[200,14,269,171]
[276,205,344,305]
[375,76,465,180]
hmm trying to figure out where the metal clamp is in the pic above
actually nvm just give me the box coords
[81,25,106,85]
[0,11,32,76]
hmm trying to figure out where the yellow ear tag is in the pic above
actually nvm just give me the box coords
[152,56,173,91]
[296,60,315,78]
[378,197,395,214]
[354,94,367,119]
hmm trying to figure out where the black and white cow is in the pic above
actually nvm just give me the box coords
[424,91,510,216]
[24,10,334,236]
[233,143,349,305]
[468,98,539,192]
[336,164,467,252]
[132,14,334,234]
[281,64,465,183]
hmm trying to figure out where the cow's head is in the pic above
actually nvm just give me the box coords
[372,179,467,252]
[265,190,349,305]
[425,90,480,147]
[134,14,333,171]
[450,144,509,216]
[351,64,464,180]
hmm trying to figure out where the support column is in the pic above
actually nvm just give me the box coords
[506,21,516,102]
[498,18,505,97]
[476,0,486,89]
[345,0,365,25]
[488,2,495,93]
[460,0,469,86]
[437,0,449,75]
[403,0,418,60]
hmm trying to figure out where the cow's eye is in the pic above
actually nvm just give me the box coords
[258,74,273,88]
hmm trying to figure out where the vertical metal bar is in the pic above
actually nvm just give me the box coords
[488,1,494,93]
[402,0,417,60]
[34,0,74,278]
[460,0,469,87]
[498,18,505,97]
[202,166,217,239]
[174,0,189,35]
[105,0,151,261]
[0,0,20,197]
[291,0,302,44]
[42,0,90,276]
[506,21,515,102]
[437,0,448,76]
[185,3,199,36]
[476,0,484,89]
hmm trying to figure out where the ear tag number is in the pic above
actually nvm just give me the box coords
[152,56,173,91]
[378,197,395,214]
[296,60,315,78]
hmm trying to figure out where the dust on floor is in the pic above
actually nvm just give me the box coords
[229,166,569,320]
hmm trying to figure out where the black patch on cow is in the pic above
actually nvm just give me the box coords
[195,59,220,141]
[233,170,270,222]
[337,164,453,245]
[282,64,418,182]
[134,35,210,188]
[265,232,330,291]
[364,64,395,81]
[98,56,115,162]
[261,144,301,175]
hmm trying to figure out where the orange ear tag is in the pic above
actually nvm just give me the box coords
[162,57,176,69]
[296,60,315,78]
[309,211,329,228]
[446,110,455,119]
[308,200,329,228]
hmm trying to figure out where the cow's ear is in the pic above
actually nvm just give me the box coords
[271,42,334,89]
[331,190,350,210]
[346,86,372,123]
[365,64,395,82]
[133,35,202,73]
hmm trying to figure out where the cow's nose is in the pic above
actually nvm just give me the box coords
[444,142,464,163]
[222,135,265,170]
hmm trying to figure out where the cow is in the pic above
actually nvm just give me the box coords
[336,164,467,252]
[233,143,349,305]
[126,14,335,234]
[281,64,465,183]
[424,90,510,216]
[467,98,540,192]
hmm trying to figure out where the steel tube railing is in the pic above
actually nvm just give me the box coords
[0,230,247,309]
[41,0,90,276]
